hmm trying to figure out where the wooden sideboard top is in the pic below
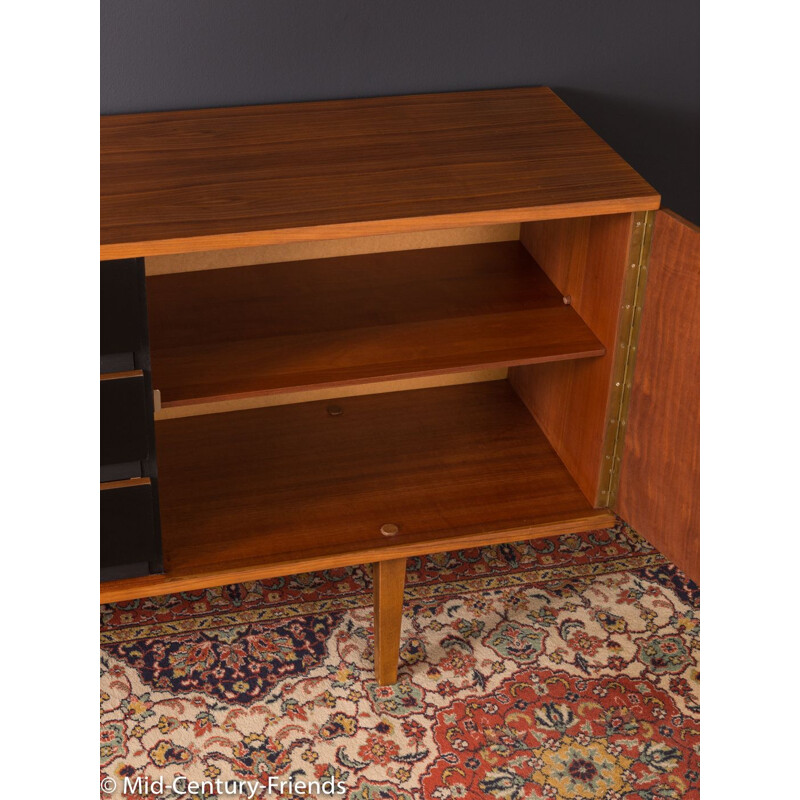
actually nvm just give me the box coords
[100,87,660,259]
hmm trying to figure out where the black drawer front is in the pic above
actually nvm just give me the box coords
[100,375,149,468]
[101,255,163,583]
[101,257,147,361]
[101,482,162,582]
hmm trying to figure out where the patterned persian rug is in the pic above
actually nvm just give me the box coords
[101,520,699,799]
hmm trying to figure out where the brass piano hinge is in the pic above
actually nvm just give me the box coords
[599,210,655,508]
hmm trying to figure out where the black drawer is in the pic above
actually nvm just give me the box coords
[101,480,162,582]
[101,257,147,367]
[101,255,162,583]
[100,374,149,468]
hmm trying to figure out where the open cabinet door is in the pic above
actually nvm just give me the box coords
[615,210,699,583]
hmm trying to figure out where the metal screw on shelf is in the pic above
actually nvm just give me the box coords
[380,523,400,537]
[562,295,572,305]
[327,404,344,416]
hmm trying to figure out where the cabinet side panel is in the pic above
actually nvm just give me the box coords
[510,213,635,504]
[616,210,699,582]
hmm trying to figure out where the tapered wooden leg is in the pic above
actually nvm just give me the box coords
[372,557,407,685]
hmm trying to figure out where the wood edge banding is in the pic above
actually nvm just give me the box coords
[100,370,144,381]
[100,477,152,491]
[154,369,510,420]
[102,197,661,261]
[146,224,520,275]
[99,512,615,604]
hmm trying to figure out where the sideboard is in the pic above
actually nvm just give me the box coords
[100,87,699,684]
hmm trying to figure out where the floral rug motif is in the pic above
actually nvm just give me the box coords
[101,520,699,799]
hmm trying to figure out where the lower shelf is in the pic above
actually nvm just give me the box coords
[100,381,614,603]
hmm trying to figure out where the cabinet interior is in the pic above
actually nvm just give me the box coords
[98,216,634,602]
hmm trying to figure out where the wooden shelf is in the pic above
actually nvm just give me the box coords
[100,381,614,603]
[100,87,660,259]
[148,241,604,410]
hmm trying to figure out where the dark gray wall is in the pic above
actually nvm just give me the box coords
[101,1,699,224]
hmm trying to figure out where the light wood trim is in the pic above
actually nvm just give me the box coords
[146,224,520,276]
[100,477,151,491]
[154,369,508,420]
[101,198,660,261]
[100,369,144,381]
[99,512,614,603]
[373,558,407,685]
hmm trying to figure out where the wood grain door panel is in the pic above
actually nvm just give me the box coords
[615,210,699,583]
